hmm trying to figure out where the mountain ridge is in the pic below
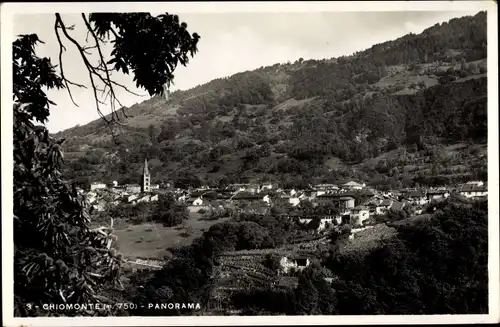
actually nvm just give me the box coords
[57,11,488,189]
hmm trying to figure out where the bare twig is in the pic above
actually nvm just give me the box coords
[54,19,87,107]
[81,13,123,122]
[53,13,160,144]
[55,13,110,125]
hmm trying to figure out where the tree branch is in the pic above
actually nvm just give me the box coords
[54,19,87,107]
[55,13,111,125]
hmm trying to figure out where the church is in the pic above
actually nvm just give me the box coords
[140,158,160,192]
[142,158,151,193]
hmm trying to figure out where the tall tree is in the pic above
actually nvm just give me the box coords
[13,13,199,317]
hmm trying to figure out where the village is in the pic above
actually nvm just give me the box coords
[85,160,488,231]
[81,158,489,304]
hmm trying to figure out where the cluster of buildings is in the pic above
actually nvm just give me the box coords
[84,159,160,212]
[173,180,487,229]
[82,158,488,226]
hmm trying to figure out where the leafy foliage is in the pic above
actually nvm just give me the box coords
[13,12,199,317]
[13,36,122,317]
[89,13,200,95]
[328,199,488,314]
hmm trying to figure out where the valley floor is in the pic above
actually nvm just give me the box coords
[107,213,231,260]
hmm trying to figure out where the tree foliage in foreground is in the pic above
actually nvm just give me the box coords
[13,12,199,317]
[329,199,489,314]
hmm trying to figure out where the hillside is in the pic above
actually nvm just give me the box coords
[56,11,488,189]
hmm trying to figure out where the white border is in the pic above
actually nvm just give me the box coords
[1,1,498,326]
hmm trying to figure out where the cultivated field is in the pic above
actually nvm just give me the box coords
[112,212,231,260]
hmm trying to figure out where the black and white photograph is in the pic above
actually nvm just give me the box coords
[1,1,499,326]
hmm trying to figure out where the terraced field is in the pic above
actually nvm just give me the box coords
[209,238,330,302]
[341,224,397,255]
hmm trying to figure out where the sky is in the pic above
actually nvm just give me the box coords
[10,5,484,132]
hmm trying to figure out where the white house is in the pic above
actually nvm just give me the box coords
[279,256,311,273]
[466,181,484,187]
[127,194,139,203]
[427,189,450,201]
[377,199,394,214]
[86,191,98,204]
[290,189,297,197]
[192,197,204,206]
[299,218,313,225]
[350,206,370,226]
[135,195,151,204]
[260,183,274,191]
[318,217,335,231]
[459,186,488,199]
[289,197,301,207]
[262,194,272,204]
[90,182,107,191]
[316,190,326,197]
[342,181,365,190]
[92,199,107,212]
[314,184,339,191]
[404,191,428,205]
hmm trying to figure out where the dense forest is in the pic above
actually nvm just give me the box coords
[56,11,488,188]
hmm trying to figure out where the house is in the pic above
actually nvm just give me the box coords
[246,184,260,194]
[342,181,365,190]
[378,199,394,214]
[90,182,107,191]
[350,206,370,226]
[279,256,311,273]
[298,215,336,231]
[466,181,484,187]
[135,194,158,204]
[315,190,327,197]
[426,189,450,201]
[260,183,274,191]
[262,194,272,204]
[188,197,203,206]
[318,216,336,231]
[316,194,355,211]
[367,203,380,216]
[127,194,139,203]
[289,197,301,207]
[126,184,142,193]
[92,199,107,212]
[376,198,406,214]
[405,190,428,205]
[298,217,313,225]
[86,191,98,204]
[228,183,255,192]
[459,185,488,199]
[314,184,339,191]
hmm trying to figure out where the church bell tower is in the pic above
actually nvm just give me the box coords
[142,158,151,193]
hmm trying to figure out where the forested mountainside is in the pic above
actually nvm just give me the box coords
[56,11,488,189]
